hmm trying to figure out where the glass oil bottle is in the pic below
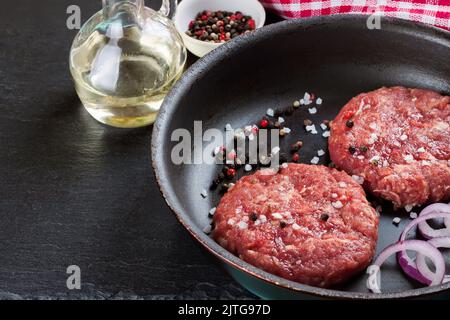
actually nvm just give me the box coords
[69,0,186,128]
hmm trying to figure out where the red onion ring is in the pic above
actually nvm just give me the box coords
[416,237,450,284]
[397,211,450,285]
[417,203,450,239]
[368,240,445,292]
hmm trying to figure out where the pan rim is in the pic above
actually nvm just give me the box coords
[151,14,450,299]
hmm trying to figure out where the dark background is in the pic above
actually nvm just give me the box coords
[0,0,275,299]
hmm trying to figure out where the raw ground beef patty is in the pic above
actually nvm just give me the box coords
[212,164,379,288]
[329,87,450,209]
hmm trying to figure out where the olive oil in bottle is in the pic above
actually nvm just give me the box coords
[69,0,186,128]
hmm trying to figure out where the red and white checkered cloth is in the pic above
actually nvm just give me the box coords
[259,0,450,30]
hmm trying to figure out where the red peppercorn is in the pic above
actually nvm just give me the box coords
[219,33,226,41]
[248,19,255,29]
[260,119,269,128]
[292,153,300,162]
[226,168,236,178]
[227,150,237,160]
[188,20,195,29]
[230,14,236,21]
[201,14,208,21]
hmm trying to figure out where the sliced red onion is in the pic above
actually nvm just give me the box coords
[417,203,450,239]
[416,237,450,284]
[369,240,445,292]
[397,211,450,284]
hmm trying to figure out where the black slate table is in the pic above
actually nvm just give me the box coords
[0,0,266,299]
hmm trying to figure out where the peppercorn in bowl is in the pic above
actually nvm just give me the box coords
[173,0,265,57]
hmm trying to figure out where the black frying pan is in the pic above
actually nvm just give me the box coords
[152,15,450,299]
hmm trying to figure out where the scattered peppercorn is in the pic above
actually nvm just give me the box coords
[359,145,368,153]
[328,162,336,168]
[348,146,356,154]
[291,141,303,153]
[250,213,258,221]
[259,119,269,128]
[226,168,236,178]
[320,213,329,221]
[346,119,354,128]
[371,159,379,166]
[291,153,300,162]
[186,11,256,43]
[280,221,287,228]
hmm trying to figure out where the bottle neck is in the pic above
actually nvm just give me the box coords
[102,0,144,19]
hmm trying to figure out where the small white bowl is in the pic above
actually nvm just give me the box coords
[174,0,266,57]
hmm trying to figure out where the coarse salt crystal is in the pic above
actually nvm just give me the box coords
[357,155,365,160]
[310,156,320,164]
[417,147,425,153]
[332,201,343,209]
[308,107,317,114]
[272,146,280,155]
[404,204,414,212]
[201,189,208,198]
[237,221,248,230]
[225,123,233,131]
[368,133,378,145]
[260,215,267,223]
[316,98,322,105]
[392,217,401,225]
[370,155,380,163]
[292,223,301,230]
[283,127,291,134]
[209,207,216,216]
[278,117,285,124]
[352,175,364,184]
[317,149,325,156]
[244,164,252,172]
[227,218,235,226]
[281,162,288,169]
[404,154,414,163]
[213,146,222,156]
[322,131,330,138]
[339,182,347,188]
[266,108,274,117]
[272,213,283,219]
[254,220,261,226]
[320,123,328,130]
[331,193,338,198]
[400,134,408,141]
[410,211,418,219]
[369,122,377,129]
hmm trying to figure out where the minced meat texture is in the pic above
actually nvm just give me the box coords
[329,86,450,209]
[212,163,379,288]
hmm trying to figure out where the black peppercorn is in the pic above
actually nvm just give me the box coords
[346,120,354,128]
[280,221,287,228]
[320,213,329,221]
[359,145,368,153]
[348,146,356,154]
[250,213,258,221]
